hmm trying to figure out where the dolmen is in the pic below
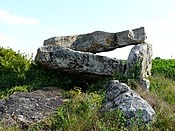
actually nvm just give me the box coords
[35,27,155,126]
[35,27,152,87]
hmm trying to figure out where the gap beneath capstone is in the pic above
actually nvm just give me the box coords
[97,45,134,60]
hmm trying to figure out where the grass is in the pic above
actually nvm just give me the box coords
[149,75,175,104]
[0,47,175,130]
[134,75,175,130]
[23,88,128,131]
[23,75,175,131]
[1,75,175,130]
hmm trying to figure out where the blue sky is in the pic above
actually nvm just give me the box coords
[0,0,175,59]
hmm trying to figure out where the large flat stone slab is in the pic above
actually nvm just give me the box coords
[44,27,146,53]
[0,87,64,129]
[35,45,124,77]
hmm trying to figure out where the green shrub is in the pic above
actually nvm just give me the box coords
[24,62,75,91]
[0,47,77,98]
[0,85,28,99]
[87,77,110,97]
[1,47,175,130]
[113,70,128,83]
[152,59,175,79]
[0,47,31,89]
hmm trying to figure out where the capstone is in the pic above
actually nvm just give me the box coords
[44,27,146,53]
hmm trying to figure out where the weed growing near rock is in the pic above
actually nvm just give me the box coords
[0,47,175,130]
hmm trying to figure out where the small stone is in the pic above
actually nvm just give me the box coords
[102,80,156,125]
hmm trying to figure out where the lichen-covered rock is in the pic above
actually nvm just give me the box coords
[125,43,152,89]
[126,43,152,78]
[44,27,146,53]
[44,35,78,48]
[0,87,64,129]
[35,45,124,77]
[102,80,156,125]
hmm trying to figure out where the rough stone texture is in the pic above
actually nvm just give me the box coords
[102,80,156,125]
[44,27,146,53]
[126,43,152,78]
[35,45,125,77]
[44,35,78,48]
[125,43,152,89]
[140,78,150,90]
[0,87,64,128]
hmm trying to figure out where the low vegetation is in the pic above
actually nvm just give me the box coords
[152,59,175,80]
[0,47,175,130]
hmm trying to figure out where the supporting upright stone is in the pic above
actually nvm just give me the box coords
[44,27,146,53]
[125,43,153,89]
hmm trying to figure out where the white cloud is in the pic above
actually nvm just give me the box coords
[0,9,39,25]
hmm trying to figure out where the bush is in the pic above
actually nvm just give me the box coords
[24,62,75,91]
[1,47,175,130]
[0,47,31,89]
[152,59,175,80]
[0,47,76,98]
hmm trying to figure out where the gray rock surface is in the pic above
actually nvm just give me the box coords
[0,87,64,128]
[44,27,146,53]
[126,43,152,79]
[44,35,77,48]
[102,80,156,125]
[125,43,152,89]
[140,78,150,90]
[35,45,125,77]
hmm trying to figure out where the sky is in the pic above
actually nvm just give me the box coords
[0,0,175,59]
